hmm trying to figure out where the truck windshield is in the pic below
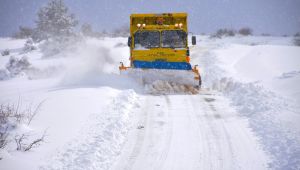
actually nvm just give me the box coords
[162,30,187,48]
[134,31,160,49]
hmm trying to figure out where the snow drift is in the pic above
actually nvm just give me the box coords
[195,37,300,169]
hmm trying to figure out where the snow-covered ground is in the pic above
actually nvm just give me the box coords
[0,35,299,170]
[193,36,300,169]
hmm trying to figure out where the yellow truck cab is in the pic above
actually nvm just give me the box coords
[120,13,201,87]
[128,13,196,70]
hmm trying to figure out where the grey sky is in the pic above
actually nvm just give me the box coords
[0,0,300,36]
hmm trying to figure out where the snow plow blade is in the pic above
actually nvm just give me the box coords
[119,63,201,93]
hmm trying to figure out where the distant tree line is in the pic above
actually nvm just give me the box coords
[294,32,300,46]
[11,0,297,41]
[210,27,253,38]
[13,0,129,41]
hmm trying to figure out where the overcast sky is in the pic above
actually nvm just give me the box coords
[0,0,300,36]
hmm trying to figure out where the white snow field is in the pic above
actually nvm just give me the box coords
[0,35,299,170]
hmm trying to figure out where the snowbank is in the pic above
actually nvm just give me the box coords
[0,37,140,170]
[39,89,139,170]
[194,36,300,169]
[215,44,300,81]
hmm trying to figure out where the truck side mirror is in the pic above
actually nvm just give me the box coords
[127,36,132,47]
[192,36,196,45]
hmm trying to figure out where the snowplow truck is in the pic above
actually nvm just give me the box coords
[119,13,201,88]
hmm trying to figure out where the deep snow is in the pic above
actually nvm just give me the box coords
[193,36,300,169]
[0,35,299,170]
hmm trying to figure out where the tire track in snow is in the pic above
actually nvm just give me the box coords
[113,95,173,170]
[193,92,268,170]
[113,91,269,170]
[152,95,173,170]
[188,94,211,169]
[190,94,221,170]
[160,95,204,170]
[202,95,236,170]
[118,97,149,170]
[203,96,227,170]
[183,96,205,169]
[126,118,146,169]
[190,93,238,170]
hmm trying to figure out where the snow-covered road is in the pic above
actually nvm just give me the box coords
[1,36,299,170]
[112,91,269,170]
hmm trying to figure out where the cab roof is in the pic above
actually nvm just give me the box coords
[131,13,187,18]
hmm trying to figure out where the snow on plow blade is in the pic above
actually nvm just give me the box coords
[122,68,199,86]
[120,68,201,94]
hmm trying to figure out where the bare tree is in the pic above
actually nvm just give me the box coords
[294,38,300,46]
[113,24,130,37]
[211,28,236,38]
[27,100,45,126]
[15,134,27,151]
[81,23,94,37]
[13,26,35,39]
[238,27,253,36]
[0,100,46,152]
[24,131,46,151]
[261,33,271,36]
[1,49,10,56]
[0,127,9,149]
[15,130,47,151]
